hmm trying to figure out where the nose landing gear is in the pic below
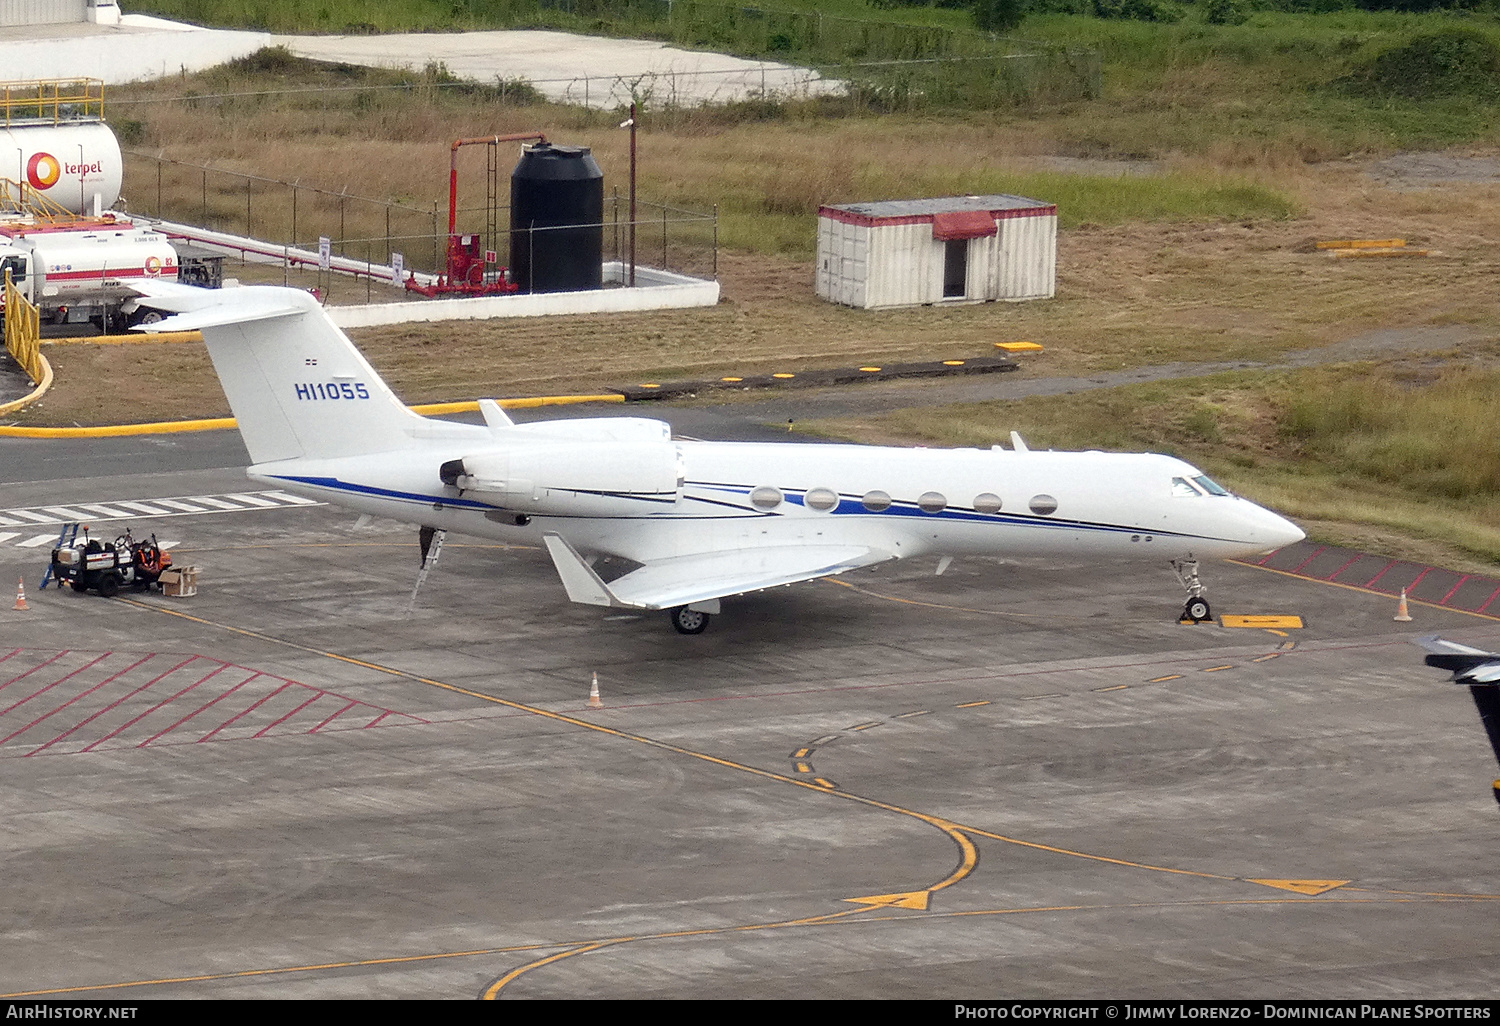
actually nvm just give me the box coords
[1172,559,1213,623]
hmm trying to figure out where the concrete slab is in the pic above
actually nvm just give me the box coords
[1,14,269,84]
[275,29,838,109]
[1,465,1498,998]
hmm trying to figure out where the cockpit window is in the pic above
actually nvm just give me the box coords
[1193,475,1229,496]
[1171,477,1201,498]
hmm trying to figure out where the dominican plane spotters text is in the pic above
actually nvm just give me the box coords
[131,283,1303,634]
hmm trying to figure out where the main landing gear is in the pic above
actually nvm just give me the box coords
[1171,558,1213,624]
[670,605,710,635]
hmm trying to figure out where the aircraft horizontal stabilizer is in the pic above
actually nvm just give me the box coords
[542,533,891,610]
[130,281,318,332]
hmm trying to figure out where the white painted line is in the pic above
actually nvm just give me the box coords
[114,501,170,515]
[226,493,278,508]
[7,510,58,524]
[158,540,181,551]
[259,490,320,506]
[189,497,243,510]
[0,532,19,545]
[153,499,208,513]
[40,506,91,519]
[77,504,134,518]
[17,533,58,548]
[0,516,23,527]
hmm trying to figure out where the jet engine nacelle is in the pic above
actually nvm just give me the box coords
[441,441,684,516]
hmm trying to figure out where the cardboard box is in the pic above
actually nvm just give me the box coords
[161,566,198,598]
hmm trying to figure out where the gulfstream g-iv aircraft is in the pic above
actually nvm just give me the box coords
[133,284,1305,634]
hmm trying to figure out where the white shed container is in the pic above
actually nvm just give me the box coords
[816,195,1056,310]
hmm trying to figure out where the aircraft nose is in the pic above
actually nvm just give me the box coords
[1250,503,1305,550]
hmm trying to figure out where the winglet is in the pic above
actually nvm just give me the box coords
[542,533,628,608]
[479,399,514,431]
[1010,431,1029,453]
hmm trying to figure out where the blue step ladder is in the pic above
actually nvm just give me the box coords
[38,522,79,590]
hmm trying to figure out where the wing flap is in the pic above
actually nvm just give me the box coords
[542,535,891,610]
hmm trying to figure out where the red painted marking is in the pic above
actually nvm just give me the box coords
[253,693,323,738]
[1,651,69,694]
[1256,549,1282,566]
[309,700,358,733]
[1289,546,1326,574]
[136,672,260,748]
[1324,554,1363,581]
[79,663,231,753]
[1440,575,1473,606]
[1365,562,1399,589]
[364,711,391,729]
[29,655,198,756]
[1408,567,1433,593]
[818,203,1056,228]
[199,682,293,742]
[0,653,110,718]
[0,648,22,664]
[0,654,153,745]
[1478,585,1500,615]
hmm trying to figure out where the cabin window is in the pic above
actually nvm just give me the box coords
[0,255,25,284]
[862,490,892,512]
[1193,474,1230,496]
[750,486,783,510]
[973,492,1002,514]
[917,491,947,513]
[1028,494,1058,515]
[805,487,839,512]
[1171,477,1201,498]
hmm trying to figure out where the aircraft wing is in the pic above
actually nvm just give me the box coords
[1411,635,1500,682]
[543,534,892,610]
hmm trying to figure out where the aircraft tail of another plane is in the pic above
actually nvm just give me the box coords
[133,283,425,464]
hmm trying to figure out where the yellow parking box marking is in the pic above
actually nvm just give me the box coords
[813,778,837,790]
[1221,615,1304,629]
[1248,879,1350,896]
[1204,665,1234,673]
[956,700,990,709]
[795,762,812,774]
[1148,675,1184,683]
[1092,685,1128,693]
[850,721,880,731]
[894,710,929,719]
[844,890,930,911]
[792,748,811,759]
[995,341,1044,353]
[1251,653,1280,663]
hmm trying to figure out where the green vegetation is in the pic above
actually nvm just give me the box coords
[1343,26,1500,97]
[809,363,1500,565]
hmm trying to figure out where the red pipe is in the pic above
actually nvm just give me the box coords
[448,132,547,237]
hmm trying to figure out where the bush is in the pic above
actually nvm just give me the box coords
[1203,0,1250,25]
[973,0,1026,31]
[1345,28,1500,99]
[1091,0,1183,22]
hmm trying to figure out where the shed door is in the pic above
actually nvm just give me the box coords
[943,240,967,298]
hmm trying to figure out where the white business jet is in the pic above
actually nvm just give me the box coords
[134,284,1304,634]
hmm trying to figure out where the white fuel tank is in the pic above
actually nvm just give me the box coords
[0,123,123,214]
[24,227,179,302]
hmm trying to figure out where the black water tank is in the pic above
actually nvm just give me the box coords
[510,144,604,293]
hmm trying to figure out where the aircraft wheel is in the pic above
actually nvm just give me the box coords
[1183,597,1211,623]
[670,606,710,635]
[96,573,121,598]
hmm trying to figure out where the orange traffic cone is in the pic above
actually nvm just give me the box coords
[588,672,603,710]
[12,576,28,611]
[1394,588,1413,622]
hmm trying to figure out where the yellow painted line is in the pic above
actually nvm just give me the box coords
[1264,628,1289,637]
[1147,674,1184,683]
[994,341,1044,353]
[46,330,205,345]
[1316,238,1405,249]
[1248,879,1349,896]
[850,721,880,731]
[1221,615,1303,629]
[1230,558,1500,626]
[0,394,626,437]
[813,778,837,789]
[955,700,990,709]
[821,577,1051,620]
[1251,653,1280,663]
[792,748,811,759]
[1021,693,1065,700]
[795,762,812,774]
[1091,685,1128,693]
[859,366,881,373]
[0,350,54,418]
[0,941,560,999]
[1333,248,1428,258]
[720,376,742,382]
[772,372,795,379]
[963,825,1236,882]
[639,383,661,388]
[1203,665,1234,673]
[942,360,965,366]
[894,710,928,719]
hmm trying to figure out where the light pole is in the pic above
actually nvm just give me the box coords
[620,102,637,287]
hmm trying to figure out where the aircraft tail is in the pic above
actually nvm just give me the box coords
[134,283,424,464]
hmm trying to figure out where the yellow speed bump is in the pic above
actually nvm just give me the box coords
[45,331,205,346]
[859,366,881,373]
[1220,615,1303,629]
[995,341,1044,353]
[942,359,965,366]
[772,372,795,379]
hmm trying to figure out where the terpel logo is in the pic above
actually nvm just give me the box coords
[24,151,104,191]
[26,152,60,190]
